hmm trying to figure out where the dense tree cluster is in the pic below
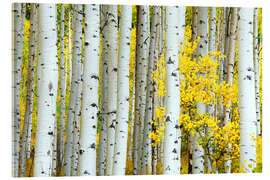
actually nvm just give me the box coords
[12,3,262,177]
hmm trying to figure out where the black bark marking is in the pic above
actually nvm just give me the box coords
[172,148,177,153]
[91,75,99,80]
[90,143,96,149]
[90,103,98,108]
[167,57,174,64]
[48,131,53,135]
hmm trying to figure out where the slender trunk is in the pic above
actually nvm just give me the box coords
[206,7,216,173]
[57,4,66,175]
[224,8,238,173]
[105,5,118,175]
[98,5,108,176]
[64,4,83,176]
[253,8,260,137]
[112,5,132,175]
[12,3,25,176]
[19,4,37,177]
[238,7,257,173]
[77,5,100,176]
[33,4,58,176]
[192,7,208,174]
[162,6,182,174]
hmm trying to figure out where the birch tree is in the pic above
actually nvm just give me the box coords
[112,5,132,175]
[253,8,261,137]
[98,5,108,176]
[19,4,37,177]
[192,7,208,174]
[57,4,66,174]
[224,7,238,173]
[133,6,150,174]
[12,3,25,176]
[64,4,83,176]
[238,7,257,173]
[78,4,100,176]
[33,4,58,176]
[106,5,118,175]
[163,6,182,174]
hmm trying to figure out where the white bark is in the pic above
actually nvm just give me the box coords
[238,8,257,173]
[253,8,260,137]
[106,5,118,175]
[224,8,238,173]
[163,6,182,174]
[98,5,108,176]
[192,7,208,174]
[19,4,37,177]
[206,7,216,173]
[136,6,150,174]
[112,5,132,175]
[78,4,100,176]
[57,4,66,174]
[33,4,58,176]
[12,3,25,176]
[64,4,83,176]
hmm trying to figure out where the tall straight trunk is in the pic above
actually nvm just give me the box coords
[141,6,160,175]
[105,5,118,175]
[33,4,58,176]
[133,6,150,175]
[192,7,208,174]
[78,4,100,176]
[188,7,199,174]
[112,5,132,175]
[224,8,238,173]
[68,9,72,86]
[223,8,230,82]
[238,7,257,173]
[206,7,216,173]
[64,4,83,176]
[12,3,25,176]
[253,8,260,137]
[19,4,37,177]
[162,6,182,174]
[98,5,109,176]
[57,4,66,174]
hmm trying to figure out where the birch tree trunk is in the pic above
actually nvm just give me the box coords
[192,7,208,174]
[112,5,132,175]
[105,5,118,175]
[238,7,257,173]
[12,3,25,176]
[19,4,37,177]
[136,6,150,174]
[57,4,66,174]
[98,5,108,176]
[253,8,261,137]
[224,7,238,173]
[206,7,216,173]
[163,6,182,174]
[33,4,58,176]
[78,4,100,176]
[64,4,83,176]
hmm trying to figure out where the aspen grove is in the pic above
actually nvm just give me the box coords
[12,3,263,176]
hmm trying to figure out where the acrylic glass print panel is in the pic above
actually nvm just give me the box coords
[12,3,262,177]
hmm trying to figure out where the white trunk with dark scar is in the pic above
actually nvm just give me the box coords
[98,5,108,176]
[141,6,160,175]
[106,5,118,175]
[253,8,260,137]
[64,4,83,176]
[78,4,100,176]
[12,3,25,176]
[57,4,66,174]
[206,7,216,173]
[238,8,257,173]
[136,6,150,174]
[33,4,58,176]
[224,8,238,173]
[112,5,132,175]
[192,7,208,174]
[163,6,182,174]
[19,4,37,177]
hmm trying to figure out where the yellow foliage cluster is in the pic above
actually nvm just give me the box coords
[152,53,167,97]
